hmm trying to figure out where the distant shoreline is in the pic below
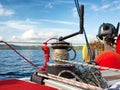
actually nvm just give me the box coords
[0,44,83,50]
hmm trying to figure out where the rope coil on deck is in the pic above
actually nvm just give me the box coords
[55,59,120,73]
[37,73,103,90]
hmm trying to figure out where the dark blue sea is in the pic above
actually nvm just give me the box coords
[0,50,83,80]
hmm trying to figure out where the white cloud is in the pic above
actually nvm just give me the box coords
[0,18,96,44]
[116,5,120,10]
[10,29,58,43]
[11,36,18,40]
[65,33,96,45]
[91,4,110,11]
[0,4,14,16]
[9,27,97,45]
[1,19,78,32]
[0,18,79,43]
[21,29,37,40]
[113,1,120,4]
[112,1,120,10]
[40,19,78,26]
[38,32,56,39]
[4,9,14,16]
[0,36,3,40]
[3,19,38,31]
[54,0,73,4]
[45,3,53,8]
[91,1,120,11]
[72,7,78,18]
[101,4,110,9]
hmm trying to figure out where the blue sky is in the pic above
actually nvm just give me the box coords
[0,0,120,44]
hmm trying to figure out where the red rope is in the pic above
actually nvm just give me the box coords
[0,41,40,71]
[43,38,58,45]
[40,38,58,71]
[39,44,50,71]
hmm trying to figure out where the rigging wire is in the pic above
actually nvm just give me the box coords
[74,0,80,17]
[74,0,94,61]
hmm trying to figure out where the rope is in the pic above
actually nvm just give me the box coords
[58,70,82,82]
[43,38,58,45]
[74,0,94,61]
[0,40,40,71]
[74,0,80,16]
[55,59,120,73]
[37,72,103,90]
[40,38,58,71]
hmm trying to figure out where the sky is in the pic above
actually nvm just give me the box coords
[0,0,120,45]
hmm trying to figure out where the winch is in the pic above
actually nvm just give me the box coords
[46,40,76,78]
[51,40,76,63]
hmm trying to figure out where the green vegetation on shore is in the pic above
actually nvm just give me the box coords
[0,44,83,50]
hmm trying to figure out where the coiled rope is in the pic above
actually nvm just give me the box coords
[37,72,104,90]
[55,59,120,73]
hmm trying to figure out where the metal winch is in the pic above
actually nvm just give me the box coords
[51,40,76,64]
[46,40,76,78]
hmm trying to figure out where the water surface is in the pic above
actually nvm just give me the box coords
[0,50,82,80]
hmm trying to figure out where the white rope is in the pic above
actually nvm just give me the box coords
[58,70,82,82]
[37,72,103,90]
[55,59,120,73]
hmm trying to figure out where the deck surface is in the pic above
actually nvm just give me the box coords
[0,79,58,90]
